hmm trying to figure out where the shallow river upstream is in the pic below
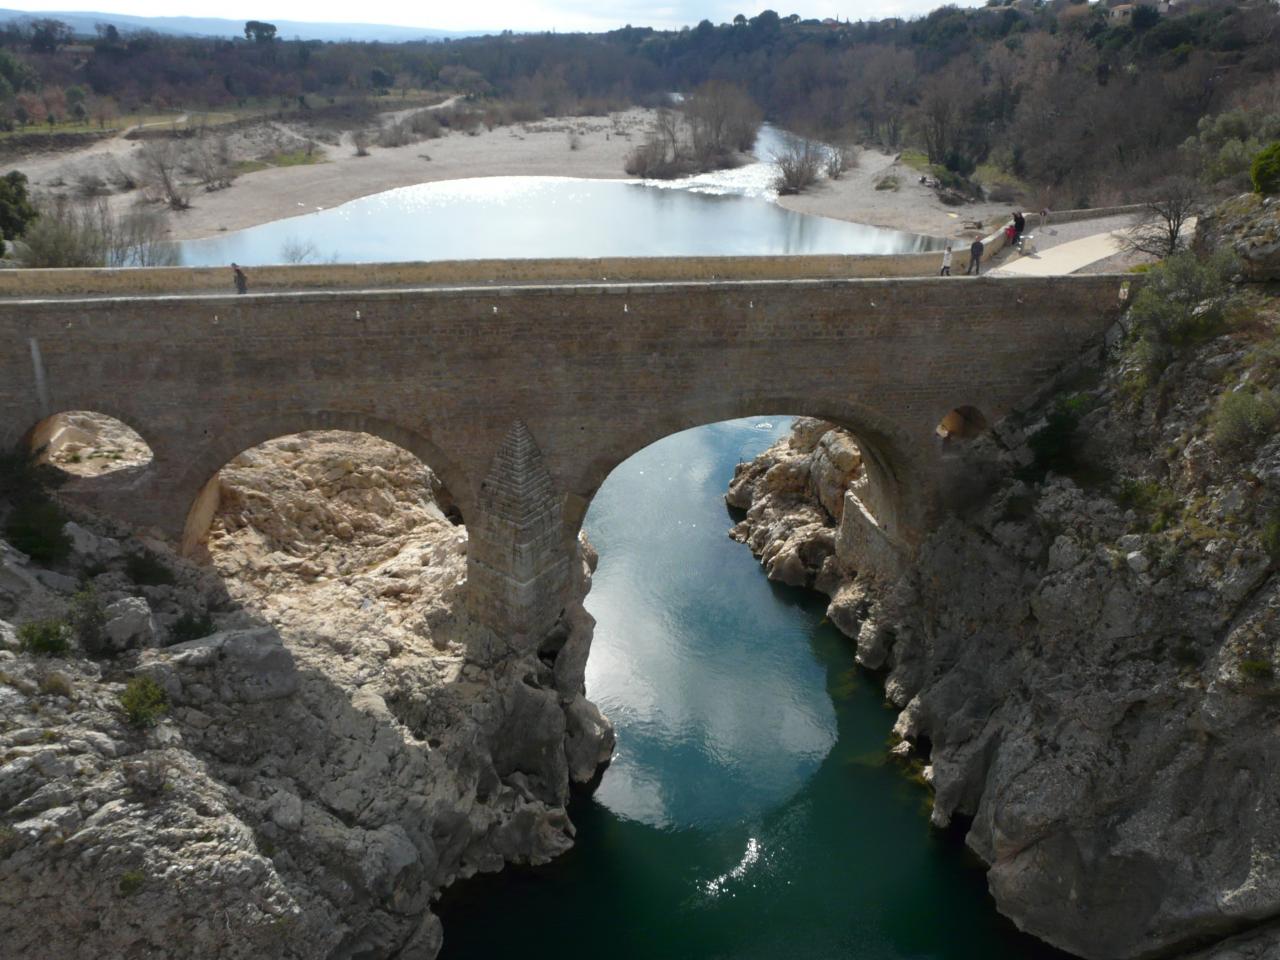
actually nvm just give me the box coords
[435,418,1071,960]
[177,126,941,264]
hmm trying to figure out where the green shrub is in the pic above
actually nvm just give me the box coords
[1126,250,1240,380]
[119,676,168,727]
[125,551,175,587]
[1240,658,1274,681]
[1117,478,1182,532]
[0,450,71,566]
[1210,387,1279,456]
[1262,510,1280,565]
[4,498,71,566]
[169,611,215,644]
[18,619,70,656]
[118,870,145,896]
[1251,141,1280,195]
[1020,394,1095,481]
[70,586,109,655]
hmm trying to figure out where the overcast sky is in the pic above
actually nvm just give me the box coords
[2,0,980,32]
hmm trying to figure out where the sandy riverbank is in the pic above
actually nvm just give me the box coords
[774,150,1014,241]
[11,104,1021,244]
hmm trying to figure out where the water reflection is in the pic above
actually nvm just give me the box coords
[584,418,836,829]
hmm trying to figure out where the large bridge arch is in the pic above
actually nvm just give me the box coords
[559,391,928,554]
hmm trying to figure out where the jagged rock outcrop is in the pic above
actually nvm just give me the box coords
[727,417,874,628]
[0,430,613,959]
[1194,192,1280,281]
[729,291,1280,959]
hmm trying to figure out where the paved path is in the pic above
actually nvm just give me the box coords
[990,230,1127,276]
[991,217,1195,277]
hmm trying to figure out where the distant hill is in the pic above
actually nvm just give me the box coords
[0,8,478,42]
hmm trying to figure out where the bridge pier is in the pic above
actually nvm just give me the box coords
[466,421,572,648]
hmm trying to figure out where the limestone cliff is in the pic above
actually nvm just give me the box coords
[0,430,613,958]
[728,285,1280,959]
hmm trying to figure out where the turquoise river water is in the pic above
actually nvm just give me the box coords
[434,418,1073,960]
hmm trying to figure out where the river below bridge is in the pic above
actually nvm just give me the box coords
[434,417,1072,960]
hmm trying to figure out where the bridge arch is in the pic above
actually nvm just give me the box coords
[176,411,472,556]
[935,405,990,443]
[560,392,930,557]
[23,410,156,477]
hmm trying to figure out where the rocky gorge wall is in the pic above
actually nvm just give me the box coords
[726,280,1280,959]
[0,429,613,958]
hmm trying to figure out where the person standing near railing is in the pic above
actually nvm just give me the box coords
[966,238,984,275]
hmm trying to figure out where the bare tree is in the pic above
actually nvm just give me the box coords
[17,196,176,267]
[653,108,682,163]
[279,236,319,263]
[111,207,179,266]
[136,141,190,210]
[824,144,858,180]
[1123,176,1203,259]
[773,134,822,194]
[190,135,235,191]
[684,79,762,160]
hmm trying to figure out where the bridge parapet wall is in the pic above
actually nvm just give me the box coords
[0,253,964,298]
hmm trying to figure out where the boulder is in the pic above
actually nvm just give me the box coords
[164,628,299,702]
[103,597,157,651]
[63,522,123,565]
[563,694,615,783]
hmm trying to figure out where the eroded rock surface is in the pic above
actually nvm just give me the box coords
[728,298,1280,958]
[0,430,613,959]
[1195,192,1280,281]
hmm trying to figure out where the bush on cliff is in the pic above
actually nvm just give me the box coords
[120,675,168,727]
[18,618,70,656]
[1127,249,1240,381]
[1251,141,1280,195]
[1211,386,1280,456]
[71,586,109,656]
[0,450,71,566]
[1262,510,1280,566]
[1021,393,1095,482]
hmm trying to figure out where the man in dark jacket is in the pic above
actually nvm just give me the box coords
[966,238,984,275]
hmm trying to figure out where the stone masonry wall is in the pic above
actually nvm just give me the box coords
[1,269,1129,634]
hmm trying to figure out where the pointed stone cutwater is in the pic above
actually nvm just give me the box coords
[467,420,570,648]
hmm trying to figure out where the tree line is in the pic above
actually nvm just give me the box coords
[0,1,1278,203]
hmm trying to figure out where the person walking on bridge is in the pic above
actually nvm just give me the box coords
[966,238,984,275]
[940,242,953,276]
[231,262,248,295]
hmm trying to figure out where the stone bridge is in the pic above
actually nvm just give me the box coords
[0,262,1130,644]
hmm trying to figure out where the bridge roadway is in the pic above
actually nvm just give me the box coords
[0,260,1130,646]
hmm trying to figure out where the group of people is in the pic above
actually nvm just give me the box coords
[938,210,1027,278]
